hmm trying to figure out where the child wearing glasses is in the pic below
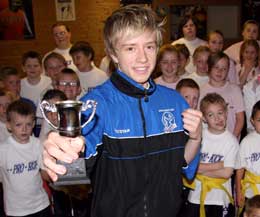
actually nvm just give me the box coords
[55,68,81,100]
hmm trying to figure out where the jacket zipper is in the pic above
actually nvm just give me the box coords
[138,96,149,217]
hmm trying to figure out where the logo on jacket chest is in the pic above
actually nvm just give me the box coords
[160,109,177,133]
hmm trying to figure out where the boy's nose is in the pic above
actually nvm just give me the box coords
[137,48,148,62]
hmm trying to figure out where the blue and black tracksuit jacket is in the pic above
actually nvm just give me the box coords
[81,69,198,217]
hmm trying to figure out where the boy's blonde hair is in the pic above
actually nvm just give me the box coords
[103,5,164,56]
[200,93,227,115]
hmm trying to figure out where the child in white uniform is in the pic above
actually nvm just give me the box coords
[0,100,50,216]
[236,101,260,216]
[184,93,239,217]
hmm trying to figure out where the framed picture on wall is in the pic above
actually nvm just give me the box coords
[0,0,35,40]
[55,0,76,21]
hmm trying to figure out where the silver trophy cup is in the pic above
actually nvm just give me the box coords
[40,100,97,185]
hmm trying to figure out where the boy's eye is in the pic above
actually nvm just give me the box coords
[125,47,135,52]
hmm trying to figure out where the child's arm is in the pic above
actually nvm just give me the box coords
[233,111,245,138]
[235,168,245,208]
[197,161,223,174]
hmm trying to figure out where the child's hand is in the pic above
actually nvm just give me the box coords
[43,132,85,181]
[182,108,202,142]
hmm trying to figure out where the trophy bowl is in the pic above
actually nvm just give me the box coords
[40,99,97,185]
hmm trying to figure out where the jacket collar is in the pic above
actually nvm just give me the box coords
[110,69,156,99]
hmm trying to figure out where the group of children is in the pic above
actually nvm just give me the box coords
[1,5,260,217]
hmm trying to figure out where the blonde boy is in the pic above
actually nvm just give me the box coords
[43,5,202,217]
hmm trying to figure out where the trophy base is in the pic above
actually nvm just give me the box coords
[53,158,91,186]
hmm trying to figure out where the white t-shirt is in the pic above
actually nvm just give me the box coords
[21,75,52,106]
[172,37,207,74]
[243,77,260,131]
[188,128,239,206]
[77,66,108,97]
[154,76,180,90]
[186,72,209,87]
[236,131,260,198]
[0,121,10,144]
[0,136,49,216]
[200,82,245,134]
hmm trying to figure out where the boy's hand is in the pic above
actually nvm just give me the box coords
[43,132,85,181]
[182,108,202,141]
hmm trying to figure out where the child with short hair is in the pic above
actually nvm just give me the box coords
[244,195,260,217]
[154,44,180,89]
[187,45,210,87]
[21,51,52,106]
[200,52,245,139]
[236,100,260,216]
[207,30,238,84]
[173,43,190,78]
[176,78,200,109]
[184,93,239,217]
[69,41,108,95]
[55,68,81,100]
[0,100,50,216]
[0,89,13,143]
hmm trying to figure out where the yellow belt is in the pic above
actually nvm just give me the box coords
[183,174,233,217]
[239,170,260,215]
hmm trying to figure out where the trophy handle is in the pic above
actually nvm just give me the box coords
[81,100,97,128]
[40,100,59,130]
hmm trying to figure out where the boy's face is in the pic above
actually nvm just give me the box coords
[159,51,179,77]
[203,103,227,134]
[208,33,224,53]
[242,45,258,62]
[193,51,209,75]
[244,208,260,217]
[179,87,199,109]
[22,58,42,80]
[251,110,260,134]
[110,29,158,87]
[45,58,66,81]
[6,113,34,144]
[209,57,229,84]
[242,23,259,40]
[3,75,21,97]
[0,95,12,122]
[182,19,196,40]
[56,74,81,100]
[71,51,91,72]
[52,25,71,49]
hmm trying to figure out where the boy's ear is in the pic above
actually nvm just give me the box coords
[110,53,119,64]
[250,117,255,127]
